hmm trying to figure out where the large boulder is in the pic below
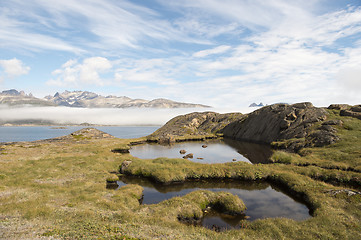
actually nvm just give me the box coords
[222,102,327,144]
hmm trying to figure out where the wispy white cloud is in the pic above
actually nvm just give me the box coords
[0,58,30,81]
[193,45,232,58]
[0,0,207,53]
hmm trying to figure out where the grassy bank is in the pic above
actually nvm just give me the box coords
[0,110,360,239]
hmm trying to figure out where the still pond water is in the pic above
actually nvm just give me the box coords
[111,176,311,230]
[130,138,273,164]
[0,126,160,142]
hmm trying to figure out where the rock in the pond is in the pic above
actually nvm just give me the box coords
[183,153,194,159]
[180,149,186,154]
[232,159,237,161]
[202,145,208,148]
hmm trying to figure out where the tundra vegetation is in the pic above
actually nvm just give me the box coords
[0,105,360,239]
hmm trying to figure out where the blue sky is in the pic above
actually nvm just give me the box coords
[0,0,361,108]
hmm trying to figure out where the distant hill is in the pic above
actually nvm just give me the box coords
[249,102,264,107]
[0,89,210,108]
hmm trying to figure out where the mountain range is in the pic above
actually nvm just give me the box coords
[249,102,264,107]
[0,89,210,108]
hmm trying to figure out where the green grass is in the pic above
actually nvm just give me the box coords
[1,111,361,239]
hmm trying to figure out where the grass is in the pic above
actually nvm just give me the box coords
[0,110,361,239]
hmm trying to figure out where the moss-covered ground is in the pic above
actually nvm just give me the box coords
[0,109,360,239]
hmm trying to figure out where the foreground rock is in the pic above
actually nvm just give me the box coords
[222,102,339,151]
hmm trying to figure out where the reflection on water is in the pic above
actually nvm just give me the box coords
[130,138,273,164]
[112,176,311,230]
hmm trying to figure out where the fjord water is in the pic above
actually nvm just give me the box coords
[0,126,160,142]
[130,138,273,164]
[114,176,311,229]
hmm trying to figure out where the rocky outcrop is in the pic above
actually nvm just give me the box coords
[340,106,361,120]
[147,112,244,142]
[328,104,361,120]
[222,102,327,142]
[220,102,342,151]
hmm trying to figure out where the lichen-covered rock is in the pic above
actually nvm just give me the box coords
[328,104,352,110]
[147,112,244,141]
[340,108,361,120]
[307,130,339,147]
[222,102,327,144]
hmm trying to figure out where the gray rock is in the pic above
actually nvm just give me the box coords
[328,104,351,110]
[340,110,361,120]
[183,153,193,159]
[222,102,327,144]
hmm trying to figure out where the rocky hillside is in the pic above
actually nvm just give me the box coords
[221,102,339,151]
[44,90,211,108]
[147,102,355,152]
[0,89,56,106]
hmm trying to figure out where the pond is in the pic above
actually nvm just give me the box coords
[130,138,273,164]
[110,176,311,230]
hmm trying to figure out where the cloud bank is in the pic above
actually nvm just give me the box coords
[0,106,255,126]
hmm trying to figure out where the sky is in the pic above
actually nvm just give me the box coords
[0,0,361,109]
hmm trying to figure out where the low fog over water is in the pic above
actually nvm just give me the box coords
[0,106,256,126]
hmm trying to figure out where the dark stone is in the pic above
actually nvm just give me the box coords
[340,110,361,120]
[111,148,130,153]
[180,149,186,154]
[202,145,207,148]
[183,153,194,159]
